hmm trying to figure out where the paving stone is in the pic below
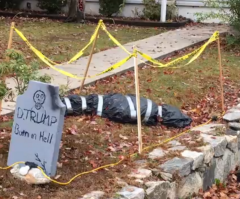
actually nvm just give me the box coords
[229,122,240,130]
[178,172,203,199]
[225,135,238,153]
[81,191,105,199]
[197,145,214,164]
[159,157,193,177]
[128,169,152,179]
[200,134,227,157]
[215,149,237,182]
[134,160,147,168]
[226,129,240,149]
[135,179,144,184]
[226,128,240,137]
[223,108,240,121]
[116,177,128,187]
[203,159,216,191]
[117,186,145,199]
[181,150,204,170]
[159,172,173,181]
[148,148,166,159]
[151,169,161,177]
[168,140,181,146]
[192,123,226,135]
[145,181,176,199]
[168,146,186,152]
[198,164,207,175]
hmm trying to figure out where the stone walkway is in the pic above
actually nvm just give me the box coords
[2,24,228,115]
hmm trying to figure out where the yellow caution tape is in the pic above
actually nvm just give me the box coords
[13,28,59,66]
[186,31,219,65]
[137,47,199,67]
[14,19,131,69]
[14,20,103,66]
[32,44,132,80]
[68,20,103,64]
[14,19,219,80]
[14,26,133,80]
[97,54,133,75]
[101,23,131,55]
[14,22,133,80]
[137,31,219,68]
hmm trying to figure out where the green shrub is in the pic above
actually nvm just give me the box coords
[228,0,240,44]
[99,0,125,17]
[143,0,177,21]
[0,81,8,100]
[0,0,23,10]
[195,0,240,45]
[37,0,67,14]
[143,0,161,20]
[0,50,51,95]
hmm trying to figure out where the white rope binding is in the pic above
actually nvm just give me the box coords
[158,106,162,117]
[97,95,104,116]
[126,96,137,119]
[144,99,152,122]
[64,97,73,114]
[80,96,87,111]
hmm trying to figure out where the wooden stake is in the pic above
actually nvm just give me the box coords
[133,48,143,154]
[0,22,15,113]
[79,28,100,93]
[7,22,15,51]
[217,38,224,112]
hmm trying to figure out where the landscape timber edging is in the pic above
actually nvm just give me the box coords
[0,11,188,28]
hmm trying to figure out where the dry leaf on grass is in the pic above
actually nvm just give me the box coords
[66,125,78,135]
[119,134,128,140]
[89,160,98,168]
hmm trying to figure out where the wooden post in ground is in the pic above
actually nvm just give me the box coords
[7,22,15,51]
[217,38,224,113]
[133,47,143,154]
[0,22,15,113]
[79,28,99,93]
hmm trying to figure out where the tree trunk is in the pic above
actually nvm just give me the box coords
[65,0,85,23]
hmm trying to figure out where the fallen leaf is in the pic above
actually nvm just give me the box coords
[90,121,97,125]
[89,160,97,168]
[119,134,128,140]
[66,125,78,135]
[203,192,211,197]
[108,146,116,152]
[57,162,63,168]
[77,118,84,122]
[219,192,228,199]
[232,174,237,181]
[54,175,61,180]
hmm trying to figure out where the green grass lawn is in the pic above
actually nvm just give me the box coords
[0,18,166,64]
[93,42,240,109]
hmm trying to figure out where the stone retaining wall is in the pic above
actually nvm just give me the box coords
[80,105,240,199]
